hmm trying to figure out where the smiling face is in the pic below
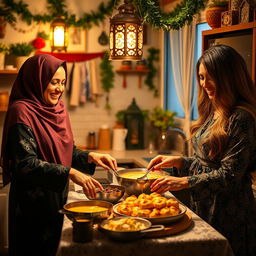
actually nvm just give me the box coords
[43,66,66,105]
[198,63,216,100]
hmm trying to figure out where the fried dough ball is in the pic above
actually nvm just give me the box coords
[130,206,140,217]
[125,195,137,202]
[152,197,167,209]
[137,209,151,218]
[159,207,171,217]
[122,200,135,207]
[139,199,154,209]
[132,199,140,207]
[166,198,179,208]
[149,208,161,218]
[118,204,132,215]
[138,193,151,200]
[169,206,180,216]
[149,192,161,199]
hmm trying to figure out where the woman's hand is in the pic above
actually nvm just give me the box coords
[69,168,103,198]
[150,176,189,194]
[147,155,183,171]
[88,152,118,171]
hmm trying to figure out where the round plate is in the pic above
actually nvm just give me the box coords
[113,202,187,225]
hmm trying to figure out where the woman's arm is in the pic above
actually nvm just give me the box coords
[72,146,96,175]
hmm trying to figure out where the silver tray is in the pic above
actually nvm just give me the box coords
[113,202,187,225]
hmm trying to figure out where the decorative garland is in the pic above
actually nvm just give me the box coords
[134,0,208,30]
[100,51,114,112]
[145,47,160,97]
[1,0,207,30]
[2,0,121,28]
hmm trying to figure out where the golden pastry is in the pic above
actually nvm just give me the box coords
[159,207,171,217]
[152,197,167,209]
[139,199,154,209]
[166,198,179,208]
[137,209,151,218]
[149,208,161,218]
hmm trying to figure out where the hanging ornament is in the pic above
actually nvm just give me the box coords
[98,20,109,46]
[32,37,46,50]
[98,31,109,46]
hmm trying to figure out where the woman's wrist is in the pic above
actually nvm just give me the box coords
[181,176,190,189]
[88,152,94,163]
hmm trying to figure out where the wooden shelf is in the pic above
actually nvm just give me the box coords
[0,69,18,74]
[116,68,150,88]
[202,21,256,82]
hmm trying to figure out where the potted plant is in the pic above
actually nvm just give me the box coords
[149,107,177,152]
[206,0,229,29]
[0,42,9,70]
[9,42,34,69]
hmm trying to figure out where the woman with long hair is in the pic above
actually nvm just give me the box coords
[148,45,256,255]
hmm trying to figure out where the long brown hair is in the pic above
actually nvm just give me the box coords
[191,44,256,160]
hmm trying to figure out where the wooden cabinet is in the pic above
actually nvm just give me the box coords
[202,21,256,82]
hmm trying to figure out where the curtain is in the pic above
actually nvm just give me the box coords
[169,21,197,152]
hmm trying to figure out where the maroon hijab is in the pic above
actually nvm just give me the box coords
[1,54,73,185]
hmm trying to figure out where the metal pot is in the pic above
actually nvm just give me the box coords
[116,168,169,196]
[99,216,164,241]
[59,200,113,222]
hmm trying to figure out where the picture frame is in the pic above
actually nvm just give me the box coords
[68,27,87,52]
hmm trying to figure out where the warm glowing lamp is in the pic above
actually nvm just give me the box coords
[50,16,68,52]
[109,0,143,61]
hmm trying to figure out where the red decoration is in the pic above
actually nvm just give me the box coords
[35,51,104,62]
[32,37,46,50]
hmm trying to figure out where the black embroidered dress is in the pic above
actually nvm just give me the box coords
[7,123,95,256]
[179,109,256,256]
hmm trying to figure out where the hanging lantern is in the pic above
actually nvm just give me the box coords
[109,0,143,61]
[50,16,68,52]
[124,98,144,149]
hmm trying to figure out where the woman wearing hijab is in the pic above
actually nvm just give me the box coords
[1,54,117,256]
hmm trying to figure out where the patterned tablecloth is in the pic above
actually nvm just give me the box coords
[57,190,234,256]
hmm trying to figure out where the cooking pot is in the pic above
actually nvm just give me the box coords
[59,200,113,222]
[99,216,164,241]
[116,168,169,196]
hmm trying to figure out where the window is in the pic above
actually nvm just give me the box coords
[164,23,211,120]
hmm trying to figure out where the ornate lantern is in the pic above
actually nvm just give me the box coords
[109,0,143,61]
[124,98,144,149]
[50,16,68,52]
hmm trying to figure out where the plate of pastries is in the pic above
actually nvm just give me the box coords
[113,192,187,224]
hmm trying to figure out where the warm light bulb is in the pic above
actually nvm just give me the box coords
[53,26,65,47]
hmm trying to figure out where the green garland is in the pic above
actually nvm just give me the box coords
[2,0,121,28]
[1,0,207,30]
[145,47,160,97]
[100,51,114,111]
[134,0,208,30]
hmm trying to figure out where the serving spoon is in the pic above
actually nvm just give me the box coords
[137,166,155,181]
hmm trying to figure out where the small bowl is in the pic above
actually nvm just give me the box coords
[87,184,125,203]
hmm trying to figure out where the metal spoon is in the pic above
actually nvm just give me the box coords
[111,168,121,178]
[137,166,155,181]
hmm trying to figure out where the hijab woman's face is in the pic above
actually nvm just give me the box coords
[43,66,66,105]
[198,63,216,100]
